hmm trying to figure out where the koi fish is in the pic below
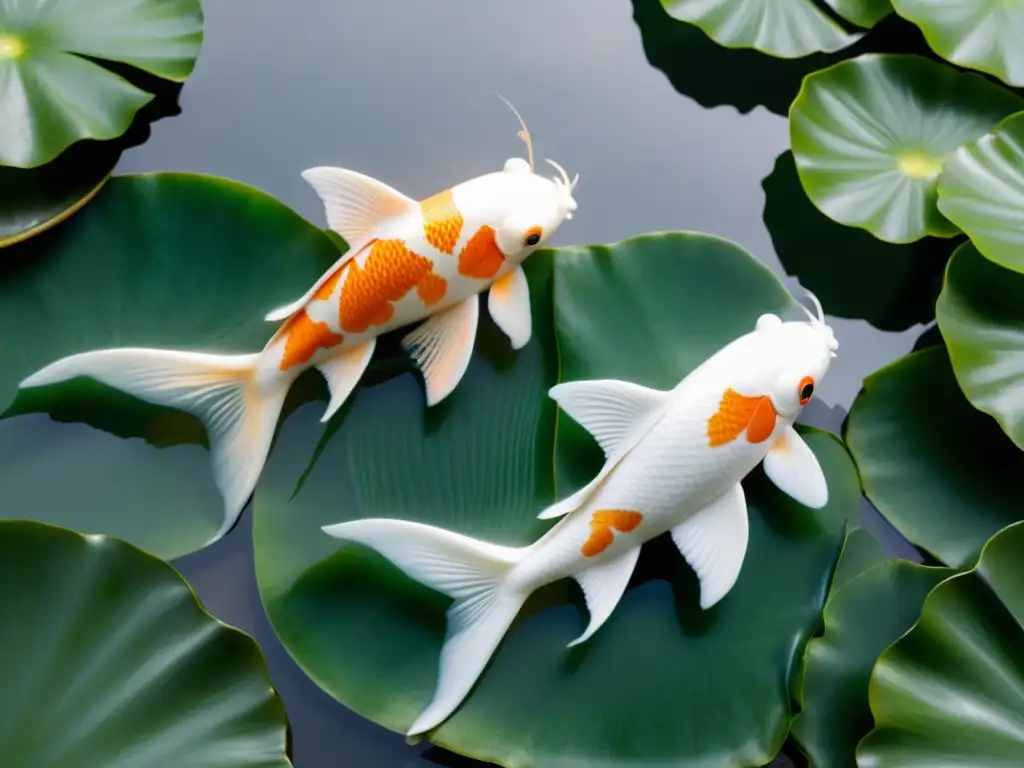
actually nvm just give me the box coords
[322,295,839,736]
[18,100,578,543]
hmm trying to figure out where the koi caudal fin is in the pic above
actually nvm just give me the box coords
[20,348,294,544]
[321,518,529,736]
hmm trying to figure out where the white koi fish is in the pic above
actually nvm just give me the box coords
[18,101,578,543]
[322,296,839,736]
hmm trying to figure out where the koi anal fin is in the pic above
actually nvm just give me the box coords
[670,483,749,610]
[762,425,828,508]
[570,547,640,648]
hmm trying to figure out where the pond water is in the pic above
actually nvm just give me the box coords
[111,1,921,765]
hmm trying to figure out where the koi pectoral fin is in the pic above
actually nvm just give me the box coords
[402,296,480,407]
[487,265,532,350]
[762,425,828,509]
[670,483,749,610]
[569,546,640,648]
[316,339,376,423]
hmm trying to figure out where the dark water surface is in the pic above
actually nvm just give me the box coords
[114,1,919,765]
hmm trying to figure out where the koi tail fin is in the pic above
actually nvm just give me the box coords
[321,518,529,736]
[19,348,294,544]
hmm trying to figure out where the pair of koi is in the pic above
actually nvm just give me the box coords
[20,101,838,738]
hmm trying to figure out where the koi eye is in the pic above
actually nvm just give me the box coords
[523,227,543,247]
[798,376,815,406]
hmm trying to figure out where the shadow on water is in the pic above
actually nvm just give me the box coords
[632,0,940,119]
[762,151,962,332]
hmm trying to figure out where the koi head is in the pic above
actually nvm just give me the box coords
[730,291,838,421]
[489,95,578,262]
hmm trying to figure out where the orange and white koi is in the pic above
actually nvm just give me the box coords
[322,295,839,736]
[19,100,579,543]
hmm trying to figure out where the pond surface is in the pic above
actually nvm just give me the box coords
[113,1,921,765]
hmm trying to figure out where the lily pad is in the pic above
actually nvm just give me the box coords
[937,241,1024,451]
[254,233,863,767]
[0,519,290,767]
[659,0,862,59]
[832,526,886,590]
[790,54,1024,244]
[890,0,1024,88]
[0,173,339,560]
[792,559,952,768]
[0,0,203,167]
[763,150,957,331]
[826,0,893,29]
[0,139,119,248]
[936,111,1024,274]
[858,521,1024,766]
[844,345,1024,567]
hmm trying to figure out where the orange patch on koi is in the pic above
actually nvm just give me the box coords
[313,266,344,301]
[279,311,344,371]
[581,509,644,558]
[458,225,505,279]
[707,389,777,447]
[338,239,447,333]
[421,188,464,255]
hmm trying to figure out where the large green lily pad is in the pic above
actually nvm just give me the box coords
[0,520,290,767]
[660,0,862,59]
[937,242,1024,451]
[0,0,203,167]
[937,111,1024,274]
[858,521,1024,766]
[891,0,1024,88]
[791,559,952,767]
[790,54,1024,244]
[0,173,339,560]
[763,150,957,331]
[254,233,862,767]
[844,345,1024,567]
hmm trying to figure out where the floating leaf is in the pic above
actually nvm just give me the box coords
[0,520,290,767]
[890,0,1024,87]
[845,345,1024,567]
[826,0,893,29]
[659,0,862,59]
[858,521,1024,766]
[833,526,886,590]
[937,110,1024,274]
[937,241,1024,452]
[0,174,339,560]
[254,233,862,767]
[790,54,1024,243]
[0,0,203,167]
[763,150,957,331]
[792,558,952,768]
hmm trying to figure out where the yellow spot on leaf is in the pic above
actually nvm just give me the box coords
[0,35,25,59]
[897,153,942,181]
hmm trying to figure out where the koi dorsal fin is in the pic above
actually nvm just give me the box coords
[301,166,419,247]
[538,379,671,521]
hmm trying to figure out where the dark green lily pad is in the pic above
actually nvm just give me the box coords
[792,559,951,768]
[790,54,1024,243]
[826,0,893,29]
[0,0,203,167]
[891,0,1024,88]
[660,0,862,58]
[763,150,958,331]
[0,519,290,767]
[832,526,886,590]
[0,173,339,560]
[844,345,1024,567]
[858,521,1024,766]
[937,111,1024,274]
[254,233,862,767]
[936,241,1024,452]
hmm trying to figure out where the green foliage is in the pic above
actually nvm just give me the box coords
[0,520,291,767]
[254,234,863,767]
